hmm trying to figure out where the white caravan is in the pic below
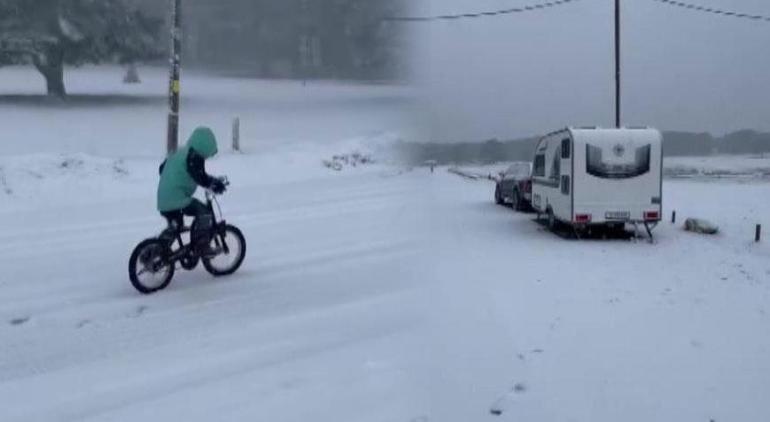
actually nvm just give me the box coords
[531,127,663,235]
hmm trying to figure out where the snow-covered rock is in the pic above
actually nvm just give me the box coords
[684,217,720,235]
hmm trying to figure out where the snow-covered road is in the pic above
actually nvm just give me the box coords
[3,166,770,421]
[1,65,432,422]
[0,169,432,422]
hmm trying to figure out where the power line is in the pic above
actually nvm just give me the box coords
[650,0,770,22]
[383,0,581,22]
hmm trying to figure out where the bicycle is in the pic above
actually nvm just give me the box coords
[128,179,246,294]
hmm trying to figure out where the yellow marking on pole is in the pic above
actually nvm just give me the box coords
[172,80,180,93]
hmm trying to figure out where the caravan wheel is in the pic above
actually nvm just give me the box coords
[494,185,503,205]
[547,209,557,231]
[512,189,521,211]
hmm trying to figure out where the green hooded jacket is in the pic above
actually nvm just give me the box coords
[157,127,219,212]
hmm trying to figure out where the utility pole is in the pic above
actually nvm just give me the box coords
[167,0,182,154]
[299,0,312,85]
[615,0,621,128]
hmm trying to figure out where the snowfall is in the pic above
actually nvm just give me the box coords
[1,66,769,422]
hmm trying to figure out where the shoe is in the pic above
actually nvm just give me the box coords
[195,242,220,258]
[201,246,219,258]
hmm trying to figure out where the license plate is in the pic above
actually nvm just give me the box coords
[605,211,630,220]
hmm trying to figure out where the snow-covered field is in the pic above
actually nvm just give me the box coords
[0,65,417,157]
[1,66,770,421]
[666,154,770,179]
[450,155,770,182]
[419,171,770,421]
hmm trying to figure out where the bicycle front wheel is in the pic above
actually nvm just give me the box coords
[203,225,246,277]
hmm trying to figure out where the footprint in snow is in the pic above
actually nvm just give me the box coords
[518,349,544,361]
[549,317,562,331]
[490,382,528,416]
[130,305,149,318]
[9,316,30,326]
[279,378,304,390]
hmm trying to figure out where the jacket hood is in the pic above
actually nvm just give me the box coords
[186,127,218,158]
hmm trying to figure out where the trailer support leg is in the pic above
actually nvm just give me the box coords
[644,222,654,243]
[573,226,582,240]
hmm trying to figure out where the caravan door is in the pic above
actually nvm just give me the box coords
[549,135,573,222]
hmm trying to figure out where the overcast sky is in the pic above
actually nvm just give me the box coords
[409,0,770,141]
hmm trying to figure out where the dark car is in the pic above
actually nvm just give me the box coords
[494,162,533,211]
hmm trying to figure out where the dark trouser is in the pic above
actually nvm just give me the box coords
[161,199,214,251]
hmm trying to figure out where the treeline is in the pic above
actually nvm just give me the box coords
[397,130,770,165]
[664,130,770,156]
[152,0,408,80]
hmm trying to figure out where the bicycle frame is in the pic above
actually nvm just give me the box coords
[206,190,231,255]
[161,187,231,265]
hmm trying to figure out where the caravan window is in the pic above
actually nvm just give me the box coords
[551,151,561,180]
[534,154,545,177]
[561,138,571,159]
[586,144,651,179]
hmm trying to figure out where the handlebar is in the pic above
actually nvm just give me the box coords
[205,176,229,197]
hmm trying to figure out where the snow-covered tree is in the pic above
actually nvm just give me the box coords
[0,0,163,96]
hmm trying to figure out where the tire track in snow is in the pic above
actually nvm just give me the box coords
[0,284,416,384]
[252,238,415,278]
[3,321,412,422]
[0,216,155,242]
[0,188,405,259]
[0,166,12,195]
[0,234,415,324]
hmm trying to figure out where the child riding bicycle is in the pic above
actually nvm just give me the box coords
[157,126,227,257]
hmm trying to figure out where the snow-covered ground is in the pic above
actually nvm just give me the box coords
[0,65,417,157]
[419,170,770,421]
[0,170,432,422]
[2,66,770,421]
[0,65,412,212]
[0,65,430,422]
[666,154,770,179]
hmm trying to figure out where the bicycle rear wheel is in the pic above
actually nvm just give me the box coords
[129,238,175,294]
